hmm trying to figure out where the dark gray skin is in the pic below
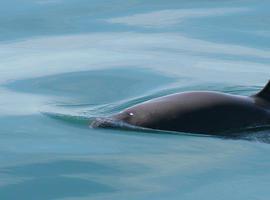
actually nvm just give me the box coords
[91,81,270,136]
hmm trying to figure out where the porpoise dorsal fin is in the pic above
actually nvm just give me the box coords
[254,80,270,101]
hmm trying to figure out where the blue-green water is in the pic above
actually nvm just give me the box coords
[0,0,270,199]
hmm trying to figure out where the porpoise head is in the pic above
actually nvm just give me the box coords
[91,106,153,129]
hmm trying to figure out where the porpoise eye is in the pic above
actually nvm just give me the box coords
[129,112,134,116]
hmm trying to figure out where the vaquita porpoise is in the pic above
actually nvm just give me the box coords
[91,81,270,136]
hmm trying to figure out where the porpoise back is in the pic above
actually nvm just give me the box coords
[92,81,270,135]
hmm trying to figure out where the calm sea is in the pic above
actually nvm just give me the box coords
[0,0,270,199]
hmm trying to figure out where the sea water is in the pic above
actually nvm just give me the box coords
[0,0,270,199]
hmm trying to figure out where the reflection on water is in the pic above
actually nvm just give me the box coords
[0,0,270,199]
[6,68,175,105]
[0,176,115,200]
[0,160,147,199]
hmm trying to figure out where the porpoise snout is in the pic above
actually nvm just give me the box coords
[91,117,118,128]
[90,115,138,130]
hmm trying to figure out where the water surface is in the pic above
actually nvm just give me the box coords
[0,0,270,199]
